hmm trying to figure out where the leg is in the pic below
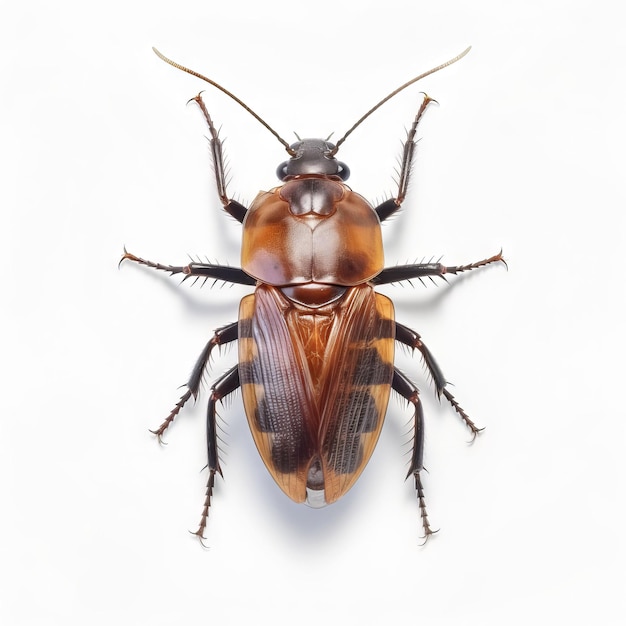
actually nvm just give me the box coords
[395,322,483,439]
[119,248,256,286]
[392,368,437,543]
[374,94,436,222]
[190,94,248,223]
[373,250,505,285]
[193,364,240,543]
[150,322,238,443]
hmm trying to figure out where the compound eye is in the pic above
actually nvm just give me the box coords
[276,161,289,180]
[337,161,350,181]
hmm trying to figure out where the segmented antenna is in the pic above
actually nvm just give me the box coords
[330,46,471,154]
[153,46,471,157]
[153,47,295,155]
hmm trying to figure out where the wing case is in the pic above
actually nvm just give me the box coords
[238,284,395,505]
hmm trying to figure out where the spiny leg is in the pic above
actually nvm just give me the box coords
[190,94,248,223]
[193,364,240,543]
[375,94,436,222]
[148,322,239,443]
[395,322,483,440]
[119,248,256,286]
[372,250,506,285]
[392,368,437,543]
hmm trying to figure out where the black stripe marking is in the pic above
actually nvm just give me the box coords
[326,389,379,474]
[350,347,394,385]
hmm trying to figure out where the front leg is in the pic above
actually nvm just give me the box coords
[190,94,248,223]
[374,94,436,222]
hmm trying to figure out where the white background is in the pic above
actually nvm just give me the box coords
[2,1,625,624]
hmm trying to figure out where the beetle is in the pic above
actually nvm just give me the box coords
[121,46,504,542]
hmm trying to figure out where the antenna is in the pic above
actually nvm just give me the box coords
[153,48,295,155]
[330,46,471,154]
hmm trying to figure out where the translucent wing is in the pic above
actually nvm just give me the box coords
[239,288,317,502]
[239,285,395,504]
[318,287,395,502]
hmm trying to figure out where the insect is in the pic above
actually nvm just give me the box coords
[121,46,504,543]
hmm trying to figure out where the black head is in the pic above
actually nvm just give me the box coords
[276,139,350,182]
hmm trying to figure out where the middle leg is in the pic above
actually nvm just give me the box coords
[120,248,256,286]
[373,250,505,286]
